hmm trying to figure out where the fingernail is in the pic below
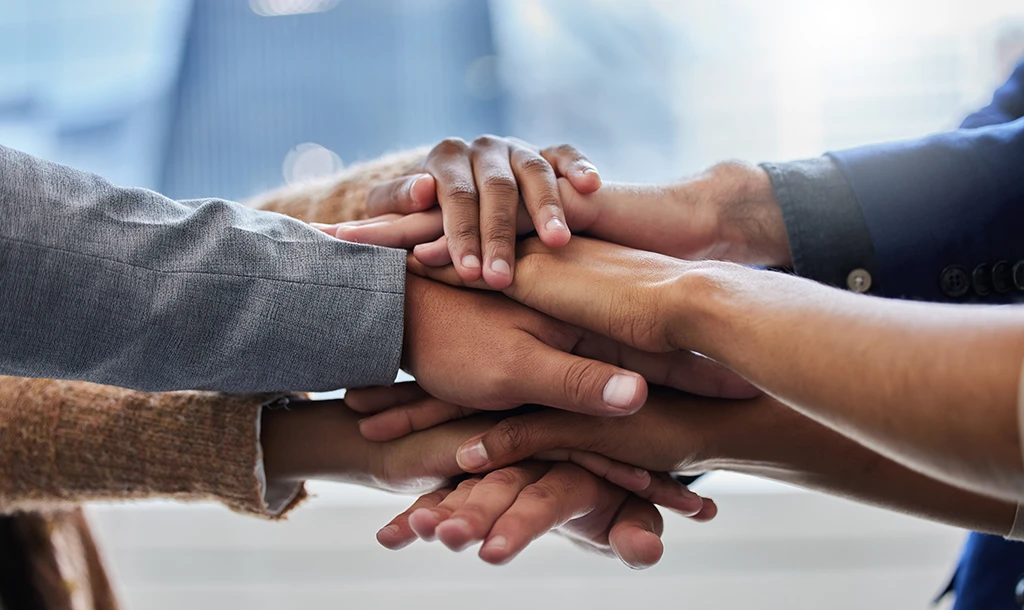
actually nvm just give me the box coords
[545,217,566,232]
[634,467,648,479]
[310,222,333,230]
[408,175,426,206]
[443,517,471,535]
[603,374,641,410]
[457,440,489,470]
[580,163,599,176]
[481,535,507,553]
[461,255,481,269]
[377,524,400,538]
[490,259,510,276]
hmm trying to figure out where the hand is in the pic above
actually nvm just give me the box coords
[325,163,790,269]
[407,235,718,355]
[260,398,496,494]
[401,274,652,416]
[316,137,602,289]
[448,387,753,477]
[377,461,714,568]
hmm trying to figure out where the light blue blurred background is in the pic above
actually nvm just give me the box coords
[3,0,1024,203]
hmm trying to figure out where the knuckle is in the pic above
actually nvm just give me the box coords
[483,215,518,246]
[485,468,525,488]
[451,224,481,247]
[517,154,555,177]
[472,134,505,150]
[561,358,605,405]
[519,482,555,504]
[444,182,479,207]
[552,143,580,157]
[481,174,520,199]
[434,137,468,156]
[494,418,534,454]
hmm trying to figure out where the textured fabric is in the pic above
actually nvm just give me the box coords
[827,62,1024,303]
[0,144,406,393]
[761,157,877,293]
[0,377,305,516]
[0,145,426,610]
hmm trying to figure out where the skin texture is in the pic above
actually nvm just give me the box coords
[350,386,1016,536]
[316,137,602,289]
[410,233,1024,504]
[260,400,712,568]
[326,163,791,268]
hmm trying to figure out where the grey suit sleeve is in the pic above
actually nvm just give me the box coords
[0,145,404,392]
[760,156,879,293]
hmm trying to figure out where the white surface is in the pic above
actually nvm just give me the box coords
[87,473,964,610]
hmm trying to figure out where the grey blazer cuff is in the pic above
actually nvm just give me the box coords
[761,156,878,294]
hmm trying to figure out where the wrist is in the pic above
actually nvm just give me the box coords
[667,261,754,363]
[702,161,792,267]
[261,403,370,485]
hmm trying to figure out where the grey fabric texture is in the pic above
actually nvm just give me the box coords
[0,145,405,392]
[761,156,878,292]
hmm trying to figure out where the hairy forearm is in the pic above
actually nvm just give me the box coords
[704,395,1015,534]
[682,265,1024,502]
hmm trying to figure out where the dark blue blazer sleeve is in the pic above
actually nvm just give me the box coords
[827,65,1024,303]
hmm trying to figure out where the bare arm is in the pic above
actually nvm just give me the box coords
[412,233,1024,502]
[446,390,1016,535]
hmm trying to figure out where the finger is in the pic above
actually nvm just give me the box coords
[359,398,480,442]
[333,209,444,248]
[366,173,437,216]
[456,410,593,472]
[344,382,428,415]
[470,137,519,289]
[511,343,648,417]
[434,462,549,552]
[376,487,450,550]
[539,144,601,194]
[412,236,454,267]
[509,145,570,249]
[574,335,760,399]
[680,497,718,523]
[631,472,704,516]
[532,449,651,492]
[406,252,491,289]
[425,139,483,281]
[408,477,480,542]
[608,495,664,570]
[478,463,612,565]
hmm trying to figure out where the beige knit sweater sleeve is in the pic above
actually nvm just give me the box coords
[0,377,305,518]
[0,147,428,518]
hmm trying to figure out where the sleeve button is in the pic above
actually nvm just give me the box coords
[1014,261,1024,291]
[846,268,872,293]
[972,264,992,296]
[992,260,1012,293]
[940,265,970,298]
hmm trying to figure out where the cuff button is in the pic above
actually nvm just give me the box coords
[993,260,1012,293]
[846,268,872,293]
[940,265,970,298]
[972,264,992,297]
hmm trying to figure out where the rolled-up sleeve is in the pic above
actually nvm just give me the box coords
[0,145,404,392]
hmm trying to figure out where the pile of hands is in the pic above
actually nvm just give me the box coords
[289,136,796,569]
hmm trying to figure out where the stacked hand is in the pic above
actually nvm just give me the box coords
[313,136,791,568]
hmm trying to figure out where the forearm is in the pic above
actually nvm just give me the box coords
[682,264,1024,501]
[0,145,405,392]
[704,395,1016,535]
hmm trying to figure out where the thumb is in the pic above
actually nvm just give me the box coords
[513,343,648,416]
